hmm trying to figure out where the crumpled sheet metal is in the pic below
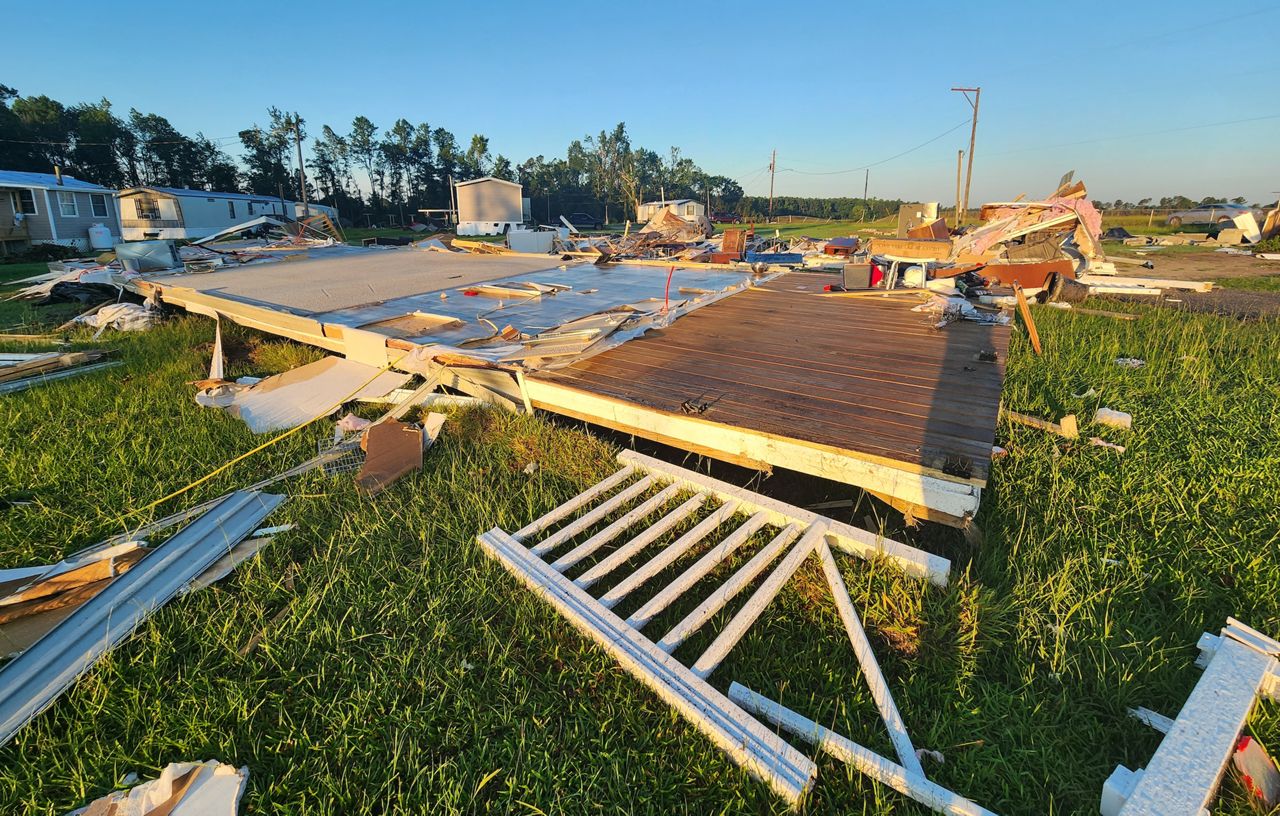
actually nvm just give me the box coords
[311,263,752,349]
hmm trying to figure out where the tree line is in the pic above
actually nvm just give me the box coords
[0,86,751,225]
[9,85,1261,226]
[1093,195,1265,210]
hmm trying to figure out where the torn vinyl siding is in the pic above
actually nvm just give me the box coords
[0,490,285,746]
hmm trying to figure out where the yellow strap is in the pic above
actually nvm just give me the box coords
[124,352,409,520]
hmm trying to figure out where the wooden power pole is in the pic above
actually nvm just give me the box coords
[862,169,869,221]
[951,86,981,216]
[767,148,776,222]
[288,114,310,218]
[955,149,964,224]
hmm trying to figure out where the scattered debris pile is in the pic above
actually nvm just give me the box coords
[69,760,249,816]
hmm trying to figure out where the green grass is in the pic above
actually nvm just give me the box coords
[1,294,1278,813]
[1215,274,1280,291]
[0,261,51,285]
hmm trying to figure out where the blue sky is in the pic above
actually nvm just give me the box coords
[6,0,1279,204]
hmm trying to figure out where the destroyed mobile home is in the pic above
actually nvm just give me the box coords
[2,178,1278,815]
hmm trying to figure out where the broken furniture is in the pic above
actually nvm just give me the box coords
[479,450,994,811]
[1102,620,1280,816]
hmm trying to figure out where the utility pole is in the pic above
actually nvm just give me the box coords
[287,114,310,218]
[767,148,776,223]
[951,87,981,216]
[955,149,964,224]
[448,175,457,227]
[862,168,869,221]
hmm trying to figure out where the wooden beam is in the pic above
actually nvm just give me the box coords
[523,380,985,522]
[1014,285,1042,355]
[1002,408,1078,439]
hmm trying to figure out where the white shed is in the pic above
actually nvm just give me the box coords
[116,186,295,241]
[455,177,523,236]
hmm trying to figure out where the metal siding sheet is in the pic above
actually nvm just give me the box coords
[0,490,285,746]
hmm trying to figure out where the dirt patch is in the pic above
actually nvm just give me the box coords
[1100,289,1280,319]
[1104,245,1280,281]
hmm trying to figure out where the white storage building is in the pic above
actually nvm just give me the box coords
[454,177,524,236]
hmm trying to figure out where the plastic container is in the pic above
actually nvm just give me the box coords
[88,223,114,250]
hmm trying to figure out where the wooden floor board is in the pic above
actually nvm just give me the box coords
[534,285,1008,483]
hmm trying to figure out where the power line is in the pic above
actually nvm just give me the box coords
[0,134,241,147]
[984,113,1280,158]
[777,118,971,176]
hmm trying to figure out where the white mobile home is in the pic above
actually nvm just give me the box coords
[636,199,706,223]
[454,177,523,236]
[116,186,297,241]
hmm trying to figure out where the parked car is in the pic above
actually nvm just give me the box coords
[565,212,602,230]
[1166,203,1262,227]
[710,211,742,224]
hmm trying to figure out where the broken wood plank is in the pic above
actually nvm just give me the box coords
[1014,285,1041,355]
[1002,408,1078,439]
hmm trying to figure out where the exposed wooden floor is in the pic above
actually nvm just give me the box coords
[532,286,1008,484]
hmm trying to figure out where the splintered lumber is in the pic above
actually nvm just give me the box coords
[1002,408,1078,439]
[0,351,108,383]
[729,684,997,816]
[1013,285,1042,355]
[866,238,953,260]
[477,528,817,806]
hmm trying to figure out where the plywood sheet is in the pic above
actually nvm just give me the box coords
[534,288,1007,482]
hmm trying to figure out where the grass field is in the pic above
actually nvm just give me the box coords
[1,267,1279,814]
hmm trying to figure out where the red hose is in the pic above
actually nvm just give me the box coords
[664,265,675,313]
